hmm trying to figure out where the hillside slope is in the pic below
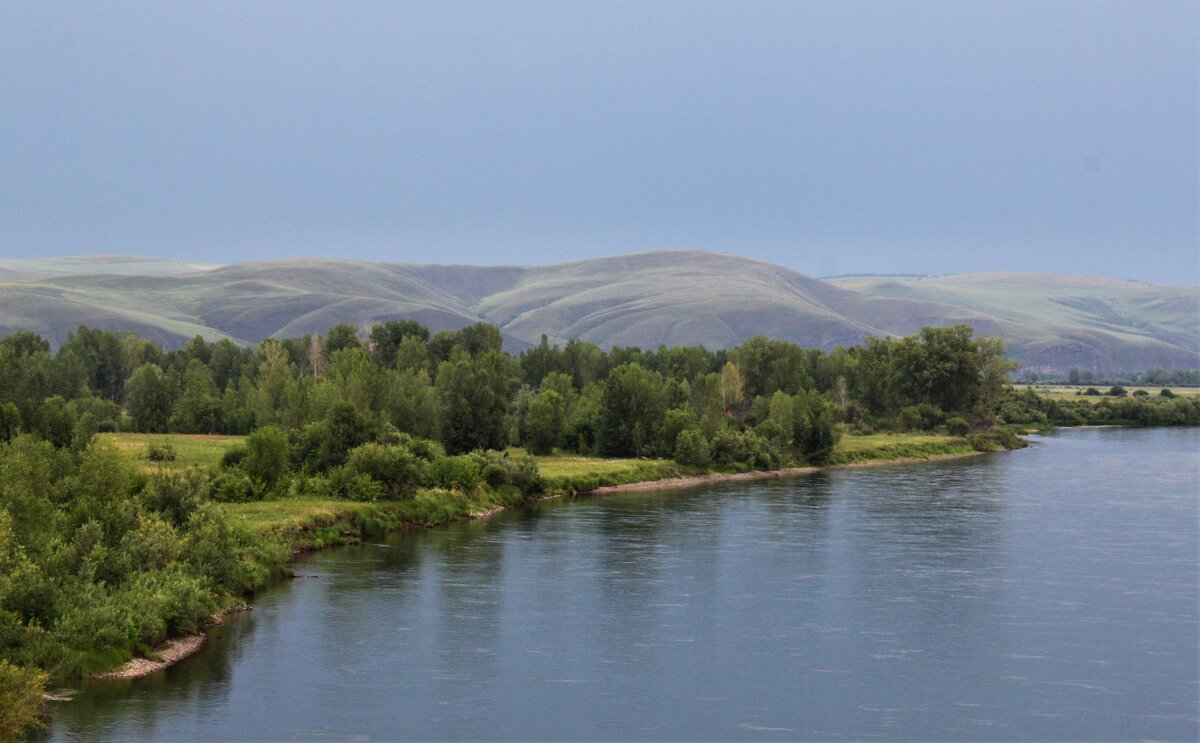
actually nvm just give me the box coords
[0,251,1195,372]
[832,273,1199,372]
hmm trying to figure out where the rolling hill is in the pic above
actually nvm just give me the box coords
[0,251,1195,372]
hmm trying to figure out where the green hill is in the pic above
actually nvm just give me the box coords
[1,251,1195,372]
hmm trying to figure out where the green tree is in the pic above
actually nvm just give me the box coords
[524,389,566,454]
[793,390,841,463]
[435,349,510,453]
[242,426,290,493]
[322,323,362,359]
[720,361,745,415]
[598,363,665,457]
[125,364,174,433]
[367,320,429,367]
[169,359,223,433]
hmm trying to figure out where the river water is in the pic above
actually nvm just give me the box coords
[45,427,1198,741]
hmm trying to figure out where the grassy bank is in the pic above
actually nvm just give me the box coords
[533,452,684,495]
[825,433,976,465]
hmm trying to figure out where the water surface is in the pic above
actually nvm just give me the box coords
[46,427,1199,740]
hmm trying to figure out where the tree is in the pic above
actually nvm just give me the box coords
[598,363,665,457]
[793,390,841,463]
[60,327,129,402]
[0,403,19,443]
[435,349,509,453]
[976,336,1019,415]
[126,364,174,433]
[242,426,290,493]
[369,320,429,367]
[720,362,745,415]
[524,389,566,454]
[322,323,362,359]
[767,391,795,449]
[169,359,222,433]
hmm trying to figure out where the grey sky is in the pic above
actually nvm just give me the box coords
[1,1,1196,284]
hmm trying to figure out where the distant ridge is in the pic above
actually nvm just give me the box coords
[0,255,218,282]
[1,251,1196,373]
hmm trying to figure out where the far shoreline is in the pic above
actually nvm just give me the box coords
[578,450,988,497]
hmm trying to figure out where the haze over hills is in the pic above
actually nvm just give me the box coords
[0,251,1195,373]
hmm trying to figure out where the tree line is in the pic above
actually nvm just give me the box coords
[0,322,1023,467]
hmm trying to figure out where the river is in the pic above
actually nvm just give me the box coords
[44,427,1199,741]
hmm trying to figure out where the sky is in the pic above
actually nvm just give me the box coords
[1,1,1196,284]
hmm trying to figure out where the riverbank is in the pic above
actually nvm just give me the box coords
[583,450,988,496]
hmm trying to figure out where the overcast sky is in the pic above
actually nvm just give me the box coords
[1,1,1196,283]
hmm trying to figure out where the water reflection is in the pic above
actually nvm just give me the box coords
[44,428,1199,741]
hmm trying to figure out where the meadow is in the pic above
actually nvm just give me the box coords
[1012,384,1200,401]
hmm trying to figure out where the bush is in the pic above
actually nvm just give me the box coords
[945,417,970,436]
[328,467,385,502]
[1160,388,1176,398]
[426,454,482,491]
[345,443,424,499]
[1107,386,1127,397]
[145,441,177,462]
[220,444,248,469]
[210,471,255,503]
[472,450,543,495]
[897,404,945,432]
[967,429,1027,452]
[673,429,710,467]
[710,428,778,470]
[243,426,290,492]
[1083,387,1101,396]
[0,659,46,739]
[1132,389,1149,397]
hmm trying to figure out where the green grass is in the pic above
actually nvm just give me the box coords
[825,433,977,465]
[101,432,245,471]
[531,452,671,479]
[525,451,682,495]
[1013,384,1200,401]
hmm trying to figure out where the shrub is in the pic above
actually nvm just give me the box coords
[220,444,248,469]
[1083,387,1101,396]
[0,660,46,739]
[967,429,1027,452]
[426,454,482,491]
[1160,388,1176,398]
[145,441,177,462]
[945,417,970,436]
[1107,386,1128,397]
[472,450,542,495]
[897,404,945,432]
[710,428,778,470]
[673,429,710,467]
[345,443,424,499]
[210,470,255,503]
[242,426,290,492]
[328,467,385,502]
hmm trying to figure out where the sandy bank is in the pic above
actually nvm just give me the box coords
[92,634,208,680]
[91,605,247,681]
